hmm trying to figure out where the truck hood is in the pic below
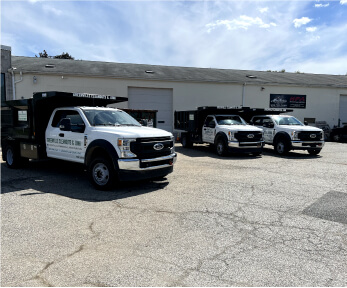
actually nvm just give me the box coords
[219,125,263,132]
[91,126,173,138]
[278,125,323,132]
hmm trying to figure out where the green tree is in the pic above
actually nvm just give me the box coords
[54,52,74,60]
[35,50,74,60]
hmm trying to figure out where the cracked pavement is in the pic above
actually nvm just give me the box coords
[1,142,347,286]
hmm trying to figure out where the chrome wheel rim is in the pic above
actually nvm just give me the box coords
[217,142,224,155]
[277,142,285,154]
[93,163,110,186]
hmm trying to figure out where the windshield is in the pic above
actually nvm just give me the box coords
[273,115,303,126]
[215,115,246,125]
[82,109,141,127]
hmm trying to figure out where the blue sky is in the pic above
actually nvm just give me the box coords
[1,0,347,75]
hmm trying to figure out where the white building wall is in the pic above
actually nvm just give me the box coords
[13,72,347,129]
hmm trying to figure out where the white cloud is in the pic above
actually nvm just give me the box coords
[258,7,268,13]
[315,3,330,8]
[293,17,312,28]
[42,5,63,16]
[340,0,347,5]
[306,27,317,32]
[206,15,276,33]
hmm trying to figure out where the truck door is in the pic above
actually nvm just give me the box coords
[46,109,86,163]
[253,116,274,143]
[202,116,216,143]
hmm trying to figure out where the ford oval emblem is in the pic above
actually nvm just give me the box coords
[310,134,317,138]
[247,134,255,139]
[153,143,164,150]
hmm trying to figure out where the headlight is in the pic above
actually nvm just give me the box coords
[117,138,136,158]
[228,131,236,141]
[170,135,175,153]
[291,131,300,140]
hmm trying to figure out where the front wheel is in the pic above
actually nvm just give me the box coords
[88,157,116,190]
[215,138,228,156]
[274,138,289,155]
[308,149,321,155]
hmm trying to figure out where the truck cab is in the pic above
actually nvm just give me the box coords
[202,114,264,156]
[2,92,177,190]
[251,114,324,155]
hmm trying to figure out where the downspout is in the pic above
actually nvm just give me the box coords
[9,69,23,100]
[242,82,246,107]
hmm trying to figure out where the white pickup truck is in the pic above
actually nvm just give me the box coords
[1,92,177,190]
[201,114,264,156]
[250,114,324,155]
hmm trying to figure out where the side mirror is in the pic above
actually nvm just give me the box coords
[59,118,71,131]
[304,121,308,126]
[208,122,216,128]
[263,122,274,128]
[139,119,148,126]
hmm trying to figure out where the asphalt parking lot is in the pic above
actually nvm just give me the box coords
[1,142,347,286]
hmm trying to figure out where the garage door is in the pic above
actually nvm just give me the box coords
[340,95,347,126]
[128,87,173,132]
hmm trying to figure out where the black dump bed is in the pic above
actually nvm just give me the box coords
[175,106,246,133]
[1,91,127,145]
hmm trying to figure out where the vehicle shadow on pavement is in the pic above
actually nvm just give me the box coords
[175,145,322,160]
[0,160,169,202]
[175,145,262,159]
[261,147,323,159]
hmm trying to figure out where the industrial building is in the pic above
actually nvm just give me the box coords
[2,45,347,132]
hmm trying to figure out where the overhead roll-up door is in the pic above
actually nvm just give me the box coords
[339,95,347,126]
[128,87,173,132]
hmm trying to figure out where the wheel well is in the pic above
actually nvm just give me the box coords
[214,132,228,145]
[85,140,119,171]
[274,132,291,145]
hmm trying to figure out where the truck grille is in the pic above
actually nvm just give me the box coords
[234,131,263,142]
[130,137,173,159]
[298,131,322,141]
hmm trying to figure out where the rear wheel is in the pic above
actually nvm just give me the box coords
[274,138,289,155]
[308,149,321,155]
[181,134,193,148]
[332,134,341,142]
[88,157,116,190]
[5,144,22,169]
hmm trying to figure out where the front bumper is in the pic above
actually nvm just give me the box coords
[291,141,325,150]
[117,153,177,182]
[118,153,177,171]
[228,141,264,149]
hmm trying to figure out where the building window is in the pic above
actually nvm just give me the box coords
[1,73,6,102]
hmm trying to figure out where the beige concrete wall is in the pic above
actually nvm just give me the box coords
[13,72,347,128]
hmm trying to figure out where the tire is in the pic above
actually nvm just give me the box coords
[181,134,192,148]
[332,134,340,142]
[215,138,227,156]
[274,138,289,155]
[308,149,321,155]
[88,157,116,190]
[5,144,21,169]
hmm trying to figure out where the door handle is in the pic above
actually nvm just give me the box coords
[59,133,64,137]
